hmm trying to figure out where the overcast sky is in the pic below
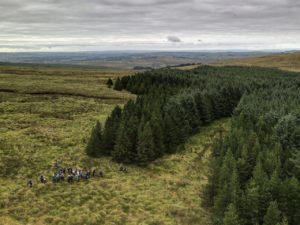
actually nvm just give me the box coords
[0,0,300,52]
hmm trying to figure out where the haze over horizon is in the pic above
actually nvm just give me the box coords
[1,0,300,52]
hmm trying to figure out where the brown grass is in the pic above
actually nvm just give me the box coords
[213,52,300,72]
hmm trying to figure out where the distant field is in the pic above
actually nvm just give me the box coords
[0,64,134,100]
[0,64,225,225]
[214,51,300,72]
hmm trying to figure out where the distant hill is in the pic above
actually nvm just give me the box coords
[214,51,300,72]
[0,51,270,69]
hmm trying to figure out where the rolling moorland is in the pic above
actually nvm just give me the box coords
[0,63,227,225]
[1,54,300,225]
[0,51,270,70]
[214,51,300,72]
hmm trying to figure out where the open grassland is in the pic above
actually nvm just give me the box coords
[0,64,133,100]
[0,64,229,225]
[214,51,300,72]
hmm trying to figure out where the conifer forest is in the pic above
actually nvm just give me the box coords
[87,65,300,225]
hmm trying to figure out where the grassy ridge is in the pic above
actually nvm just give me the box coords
[0,64,134,100]
[0,65,227,225]
[214,52,300,72]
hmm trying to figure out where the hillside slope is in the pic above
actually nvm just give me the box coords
[214,52,300,72]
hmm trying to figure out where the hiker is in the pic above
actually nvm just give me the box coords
[87,170,91,179]
[120,165,128,173]
[68,168,73,174]
[82,171,89,180]
[81,172,86,180]
[27,179,33,187]
[40,175,46,183]
[75,174,80,182]
[67,175,73,184]
[52,174,59,183]
[54,161,59,169]
[60,173,65,181]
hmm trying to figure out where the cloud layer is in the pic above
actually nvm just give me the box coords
[0,0,300,51]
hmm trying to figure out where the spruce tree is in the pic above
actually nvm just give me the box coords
[102,106,122,155]
[243,180,260,225]
[114,77,123,90]
[229,167,241,206]
[150,115,165,157]
[279,177,300,225]
[112,123,132,163]
[280,217,289,225]
[291,150,300,178]
[275,111,300,151]
[214,150,236,217]
[136,122,155,165]
[86,121,102,157]
[263,201,281,225]
[106,78,113,88]
[223,203,241,225]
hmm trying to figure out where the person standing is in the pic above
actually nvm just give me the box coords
[27,179,33,187]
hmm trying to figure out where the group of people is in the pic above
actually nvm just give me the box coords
[27,162,128,187]
[51,167,104,184]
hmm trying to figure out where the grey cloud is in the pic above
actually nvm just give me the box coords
[167,36,181,43]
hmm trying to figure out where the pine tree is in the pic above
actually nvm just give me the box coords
[86,121,102,157]
[114,77,123,90]
[136,121,155,165]
[275,111,300,151]
[237,145,252,185]
[252,155,274,222]
[263,201,281,225]
[280,217,289,225]
[214,150,236,217]
[243,180,260,225]
[102,106,122,155]
[223,203,241,225]
[269,168,281,198]
[279,177,300,225]
[106,78,113,88]
[150,115,165,157]
[201,93,214,123]
[252,156,268,187]
[291,150,300,178]
[112,123,133,163]
[229,167,241,205]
